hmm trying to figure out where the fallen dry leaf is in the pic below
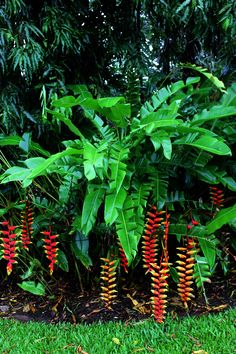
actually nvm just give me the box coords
[192,350,208,354]
[77,345,89,354]
[208,304,228,312]
[126,294,150,314]
[23,303,36,313]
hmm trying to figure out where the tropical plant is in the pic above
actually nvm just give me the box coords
[0,70,236,320]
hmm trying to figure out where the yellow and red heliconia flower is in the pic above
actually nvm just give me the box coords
[209,186,224,209]
[1,221,18,275]
[41,230,59,275]
[150,259,170,323]
[100,257,117,309]
[21,200,34,250]
[142,205,165,272]
[176,238,198,308]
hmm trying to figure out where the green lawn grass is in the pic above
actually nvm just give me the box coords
[0,308,235,354]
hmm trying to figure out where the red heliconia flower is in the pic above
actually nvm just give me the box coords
[150,259,170,323]
[119,245,128,273]
[177,238,198,308]
[21,200,34,250]
[142,205,165,272]
[209,186,224,209]
[187,218,199,230]
[41,230,59,275]
[1,221,18,275]
[100,258,117,309]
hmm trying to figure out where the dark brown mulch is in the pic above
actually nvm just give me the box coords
[0,270,235,325]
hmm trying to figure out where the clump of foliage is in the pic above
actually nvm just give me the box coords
[0,68,236,321]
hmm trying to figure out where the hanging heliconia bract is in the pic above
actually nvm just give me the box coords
[1,221,18,275]
[119,245,128,273]
[41,230,59,275]
[150,210,170,323]
[21,200,34,250]
[176,238,198,308]
[142,206,165,272]
[209,186,224,209]
[100,257,117,309]
[150,259,169,323]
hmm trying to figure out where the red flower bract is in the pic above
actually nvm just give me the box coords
[41,229,59,275]
[1,221,18,275]
[209,186,224,209]
[119,245,128,273]
[142,205,165,272]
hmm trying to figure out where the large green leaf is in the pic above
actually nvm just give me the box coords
[180,64,226,92]
[81,184,106,235]
[191,106,236,126]
[174,135,231,156]
[22,147,82,186]
[150,133,172,159]
[83,141,106,181]
[57,249,69,272]
[105,187,127,225]
[140,78,200,118]
[1,166,32,184]
[116,198,138,264]
[52,95,81,108]
[18,281,45,296]
[71,231,92,268]
[206,204,236,234]
[0,134,50,157]
[140,109,181,134]
[198,234,218,269]
[80,96,130,128]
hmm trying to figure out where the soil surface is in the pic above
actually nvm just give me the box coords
[0,270,235,325]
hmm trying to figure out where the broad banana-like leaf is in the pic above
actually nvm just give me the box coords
[83,141,106,181]
[191,106,236,126]
[116,198,139,264]
[0,134,50,157]
[104,187,127,225]
[174,135,231,156]
[81,184,106,235]
[206,204,236,234]
[180,64,226,92]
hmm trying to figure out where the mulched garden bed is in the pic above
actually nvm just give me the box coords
[0,270,235,325]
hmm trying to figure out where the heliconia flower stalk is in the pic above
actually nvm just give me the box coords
[176,238,198,308]
[119,245,128,273]
[1,221,18,275]
[150,259,170,323]
[142,205,165,272]
[162,211,170,261]
[209,186,224,209]
[100,257,117,310]
[21,200,34,250]
[41,230,59,275]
